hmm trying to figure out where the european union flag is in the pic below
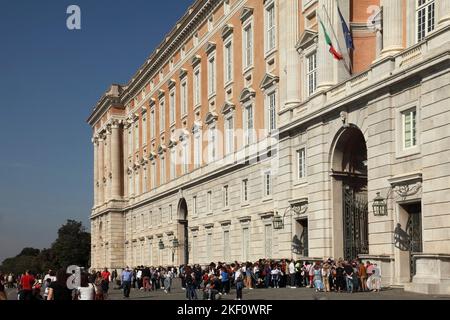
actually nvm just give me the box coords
[338,6,354,51]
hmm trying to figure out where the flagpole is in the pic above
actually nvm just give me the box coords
[318,9,351,75]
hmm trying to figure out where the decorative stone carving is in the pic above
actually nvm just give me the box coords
[205,112,219,125]
[221,101,236,115]
[239,87,256,103]
[240,7,254,22]
[260,73,279,90]
[221,24,234,39]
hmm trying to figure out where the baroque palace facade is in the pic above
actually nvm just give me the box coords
[87,0,450,294]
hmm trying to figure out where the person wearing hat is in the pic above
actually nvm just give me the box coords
[322,262,331,292]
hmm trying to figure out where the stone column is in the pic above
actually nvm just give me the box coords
[105,125,112,202]
[380,0,403,57]
[284,0,301,109]
[92,136,99,207]
[375,27,383,58]
[438,0,450,27]
[98,134,105,205]
[123,122,130,198]
[111,120,122,199]
[318,0,337,90]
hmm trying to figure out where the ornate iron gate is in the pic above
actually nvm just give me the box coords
[343,187,369,261]
[406,212,422,280]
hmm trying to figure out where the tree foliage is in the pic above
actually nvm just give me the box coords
[0,220,90,274]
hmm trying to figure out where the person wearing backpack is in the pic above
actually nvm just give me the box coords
[234,265,244,300]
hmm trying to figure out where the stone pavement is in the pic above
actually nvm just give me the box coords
[5,279,450,301]
[105,279,449,301]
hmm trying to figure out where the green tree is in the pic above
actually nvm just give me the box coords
[51,220,91,269]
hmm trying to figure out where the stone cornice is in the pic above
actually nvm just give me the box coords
[88,0,223,126]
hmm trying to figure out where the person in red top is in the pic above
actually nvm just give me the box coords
[101,268,111,299]
[20,270,35,301]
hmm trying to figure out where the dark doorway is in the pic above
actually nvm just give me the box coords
[403,202,423,280]
[331,126,369,261]
[177,198,189,265]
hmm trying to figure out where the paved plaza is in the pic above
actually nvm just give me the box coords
[7,279,448,301]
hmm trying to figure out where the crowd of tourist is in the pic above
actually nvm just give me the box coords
[0,257,382,300]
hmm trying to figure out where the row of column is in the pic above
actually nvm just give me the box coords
[93,119,122,207]
[381,0,450,57]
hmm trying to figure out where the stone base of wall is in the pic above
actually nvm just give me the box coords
[404,254,450,295]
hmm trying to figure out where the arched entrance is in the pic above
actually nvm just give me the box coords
[177,198,189,265]
[331,125,369,261]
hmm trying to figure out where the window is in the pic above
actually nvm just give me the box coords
[242,227,250,261]
[208,54,216,96]
[194,67,201,106]
[223,185,229,208]
[417,0,435,42]
[297,148,306,179]
[149,210,153,227]
[169,90,176,125]
[151,162,156,189]
[181,80,188,116]
[267,91,277,132]
[159,98,165,133]
[182,142,189,175]
[128,173,133,196]
[225,116,234,155]
[208,16,213,31]
[134,170,139,195]
[265,2,276,52]
[244,104,254,145]
[264,171,272,197]
[223,230,230,262]
[242,179,248,203]
[207,191,212,213]
[193,33,199,46]
[224,39,233,83]
[224,0,230,15]
[159,71,163,82]
[243,22,253,69]
[160,157,166,185]
[207,233,213,262]
[143,166,148,193]
[128,128,133,155]
[134,122,139,152]
[169,205,173,223]
[193,196,198,216]
[194,133,202,168]
[158,208,163,225]
[264,224,272,258]
[169,59,174,71]
[306,51,317,96]
[209,126,217,162]
[170,149,176,180]
[181,46,186,59]
[150,108,155,139]
[403,108,417,149]
[142,117,147,146]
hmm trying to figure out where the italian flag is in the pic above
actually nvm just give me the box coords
[320,20,343,61]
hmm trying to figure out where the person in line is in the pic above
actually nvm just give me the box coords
[344,262,354,293]
[0,274,7,300]
[101,268,110,299]
[121,267,133,299]
[288,260,296,288]
[47,269,72,301]
[43,278,52,300]
[234,265,244,300]
[75,273,95,301]
[19,270,35,301]
[313,264,324,292]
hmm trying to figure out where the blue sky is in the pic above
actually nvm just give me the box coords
[0,0,192,263]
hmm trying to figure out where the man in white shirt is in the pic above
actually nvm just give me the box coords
[289,260,296,288]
